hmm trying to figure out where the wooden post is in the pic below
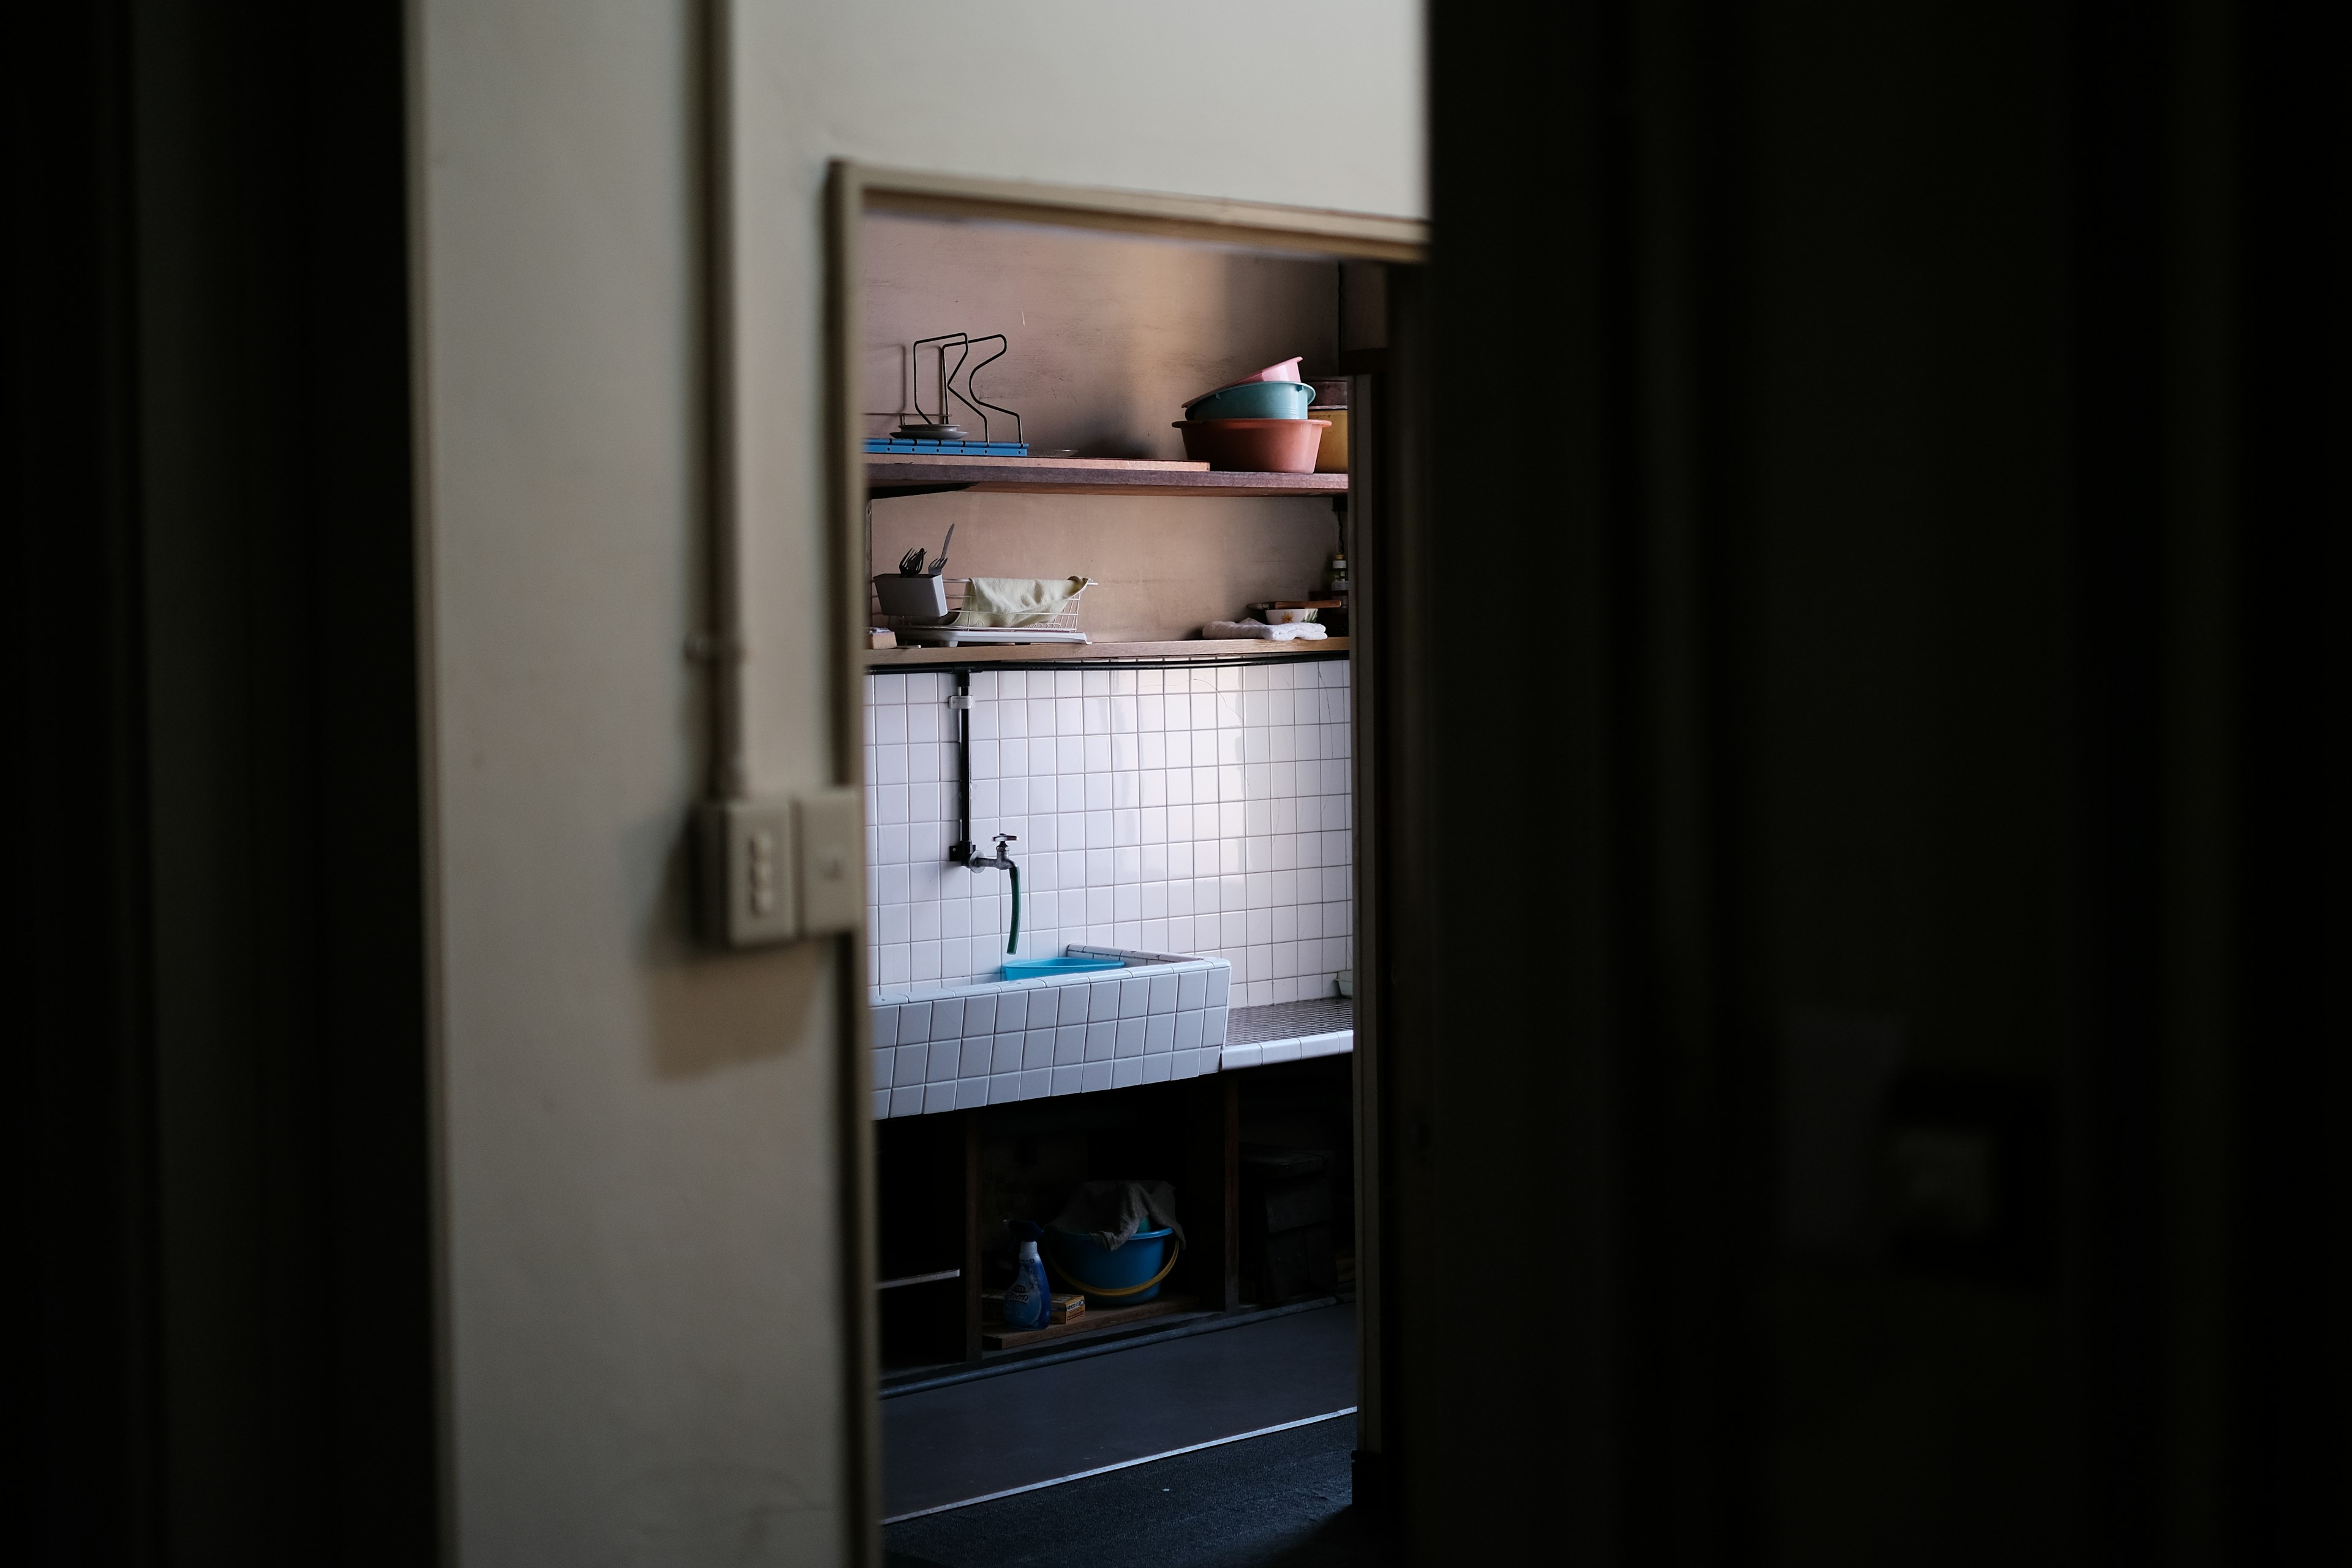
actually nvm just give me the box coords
[960,1110,983,1362]
[1188,1074,1241,1311]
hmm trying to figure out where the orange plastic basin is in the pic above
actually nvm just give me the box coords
[1171,417,1331,474]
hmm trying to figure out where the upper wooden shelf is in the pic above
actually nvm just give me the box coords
[866,453,1347,499]
[867,637,1348,668]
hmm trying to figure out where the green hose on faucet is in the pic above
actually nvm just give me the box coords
[1005,861,1020,955]
[978,833,1022,956]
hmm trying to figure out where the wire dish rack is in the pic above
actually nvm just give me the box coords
[872,578,1091,647]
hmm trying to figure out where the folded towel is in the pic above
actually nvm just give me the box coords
[1202,618,1329,641]
[952,576,1090,627]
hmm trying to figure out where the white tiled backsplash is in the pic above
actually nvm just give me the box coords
[864,660,1354,1006]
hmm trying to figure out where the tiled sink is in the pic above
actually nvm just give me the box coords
[869,946,1230,1118]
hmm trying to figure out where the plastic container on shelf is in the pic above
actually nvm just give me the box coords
[1182,380,1316,421]
[1311,407,1349,472]
[1000,953,1124,981]
[1172,418,1330,474]
[1046,1224,1180,1306]
[871,573,949,621]
[999,1220,1054,1329]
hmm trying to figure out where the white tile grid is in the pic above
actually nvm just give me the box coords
[862,662,1354,1010]
[867,951,1231,1119]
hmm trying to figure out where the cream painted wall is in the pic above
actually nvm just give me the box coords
[733,2,1426,790]
[412,1,1420,1561]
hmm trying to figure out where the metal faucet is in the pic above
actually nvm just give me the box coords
[966,832,1018,873]
[965,834,1022,954]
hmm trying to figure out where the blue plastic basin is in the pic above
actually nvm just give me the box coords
[1000,954,1124,981]
[1047,1224,1177,1305]
[1183,380,1316,421]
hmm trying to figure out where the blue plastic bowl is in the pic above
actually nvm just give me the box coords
[1047,1224,1177,1305]
[1000,954,1124,981]
[1183,380,1316,421]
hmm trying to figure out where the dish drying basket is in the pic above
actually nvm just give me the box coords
[870,576,1091,647]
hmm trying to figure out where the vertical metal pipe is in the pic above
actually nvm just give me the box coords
[698,0,745,799]
[950,668,973,862]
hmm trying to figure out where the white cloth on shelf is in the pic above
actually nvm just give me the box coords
[1201,618,1329,641]
[952,576,1091,627]
[1049,1180,1186,1251]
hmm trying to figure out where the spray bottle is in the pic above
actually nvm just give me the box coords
[1000,1220,1051,1331]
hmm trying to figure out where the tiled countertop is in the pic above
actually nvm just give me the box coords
[872,981,1351,1118]
[1218,997,1353,1071]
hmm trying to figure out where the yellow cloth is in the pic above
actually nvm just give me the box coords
[952,576,1090,627]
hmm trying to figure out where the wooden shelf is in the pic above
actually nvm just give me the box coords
[867,637,1346,668]
[867,453,1347,499]
[980,1294,1199,1352]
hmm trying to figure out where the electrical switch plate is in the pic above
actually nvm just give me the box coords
[695,790,867,948]
[695,797,799,947]
[794,788,864,936]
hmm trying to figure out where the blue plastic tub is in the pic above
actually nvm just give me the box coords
[1000,954,1124,981]
[1047,1224,1178,1305]
[1183,380,1316,421]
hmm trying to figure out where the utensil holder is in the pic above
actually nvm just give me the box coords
[873,573,949,621]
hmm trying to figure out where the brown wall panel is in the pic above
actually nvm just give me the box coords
[862,214,1344,641]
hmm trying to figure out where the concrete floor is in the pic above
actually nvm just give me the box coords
[886,1406,1363,1568]
[884,1301,1357,1521]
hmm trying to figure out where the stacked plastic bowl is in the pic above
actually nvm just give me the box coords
[1172,358,1330,473]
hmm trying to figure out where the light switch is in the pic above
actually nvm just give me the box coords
[695,790,866,948]
[696,797,799,946]
[795,788,864,935]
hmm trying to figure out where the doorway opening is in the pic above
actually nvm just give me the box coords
[824,167,1422,1548]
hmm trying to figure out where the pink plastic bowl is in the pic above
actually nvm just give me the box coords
[1185,357,1307,406]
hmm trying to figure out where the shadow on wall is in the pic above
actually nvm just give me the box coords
[631,807,831,1080]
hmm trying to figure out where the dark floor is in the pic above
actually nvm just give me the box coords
[886,1302,1357,1519]
[886,1412,1366,1568]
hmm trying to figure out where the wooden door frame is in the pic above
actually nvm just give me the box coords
[815,160,1426,1555]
